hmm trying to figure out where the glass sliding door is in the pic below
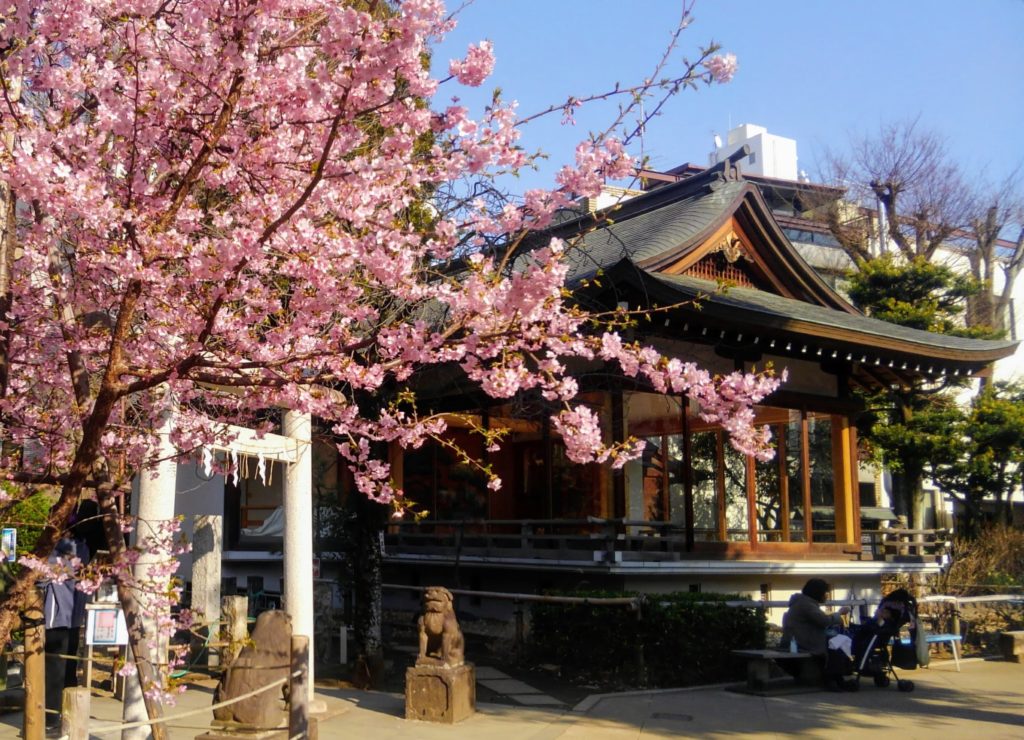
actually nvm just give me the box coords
[755,423,785,542]
[723,443,749,541]
[808,414,836,542]
[691,430,719,540]
[630,401,850,548]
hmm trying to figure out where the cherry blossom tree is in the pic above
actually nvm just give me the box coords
[0,0,775,712]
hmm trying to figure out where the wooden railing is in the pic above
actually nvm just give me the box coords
[859,527,951,563]
[384,518,951,564]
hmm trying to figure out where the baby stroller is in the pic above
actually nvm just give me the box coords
[850,589,919,692]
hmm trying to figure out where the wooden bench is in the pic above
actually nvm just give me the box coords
[731,648,818,690]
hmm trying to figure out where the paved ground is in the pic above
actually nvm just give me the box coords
[0,657,1021,738]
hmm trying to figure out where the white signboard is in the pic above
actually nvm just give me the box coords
[86,606,129,646]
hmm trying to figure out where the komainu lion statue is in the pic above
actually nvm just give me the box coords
[416,586,465,668]
[213,610,291,727]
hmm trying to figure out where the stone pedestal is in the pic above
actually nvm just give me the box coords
[195,724,286,740]
[405,663,475,723]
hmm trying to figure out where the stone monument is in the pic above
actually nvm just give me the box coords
[405,586,475,723]
[197,610,292,740]
[191,514,223,666]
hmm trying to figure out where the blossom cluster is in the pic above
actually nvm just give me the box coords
[704,53,738,83]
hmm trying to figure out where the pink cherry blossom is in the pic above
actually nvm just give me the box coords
[449,40,495,87]
[704,53,738,83]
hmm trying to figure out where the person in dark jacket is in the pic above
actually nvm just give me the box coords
[780,578,850,655]
[64,499,102,688]
[42,539,77,730]
[779,578,853,690]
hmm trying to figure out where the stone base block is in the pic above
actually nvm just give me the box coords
[195,731,286,740]
[195,721,288,740]
[405,663,475,723]
[999,630,1024,663]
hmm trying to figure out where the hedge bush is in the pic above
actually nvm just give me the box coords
[529,590,766,687]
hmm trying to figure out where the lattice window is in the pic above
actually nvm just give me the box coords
[683,251,756,287]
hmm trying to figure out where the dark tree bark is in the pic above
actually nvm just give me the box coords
[350,491,389,688]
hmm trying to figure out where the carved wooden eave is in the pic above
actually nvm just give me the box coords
[632,183,858,313]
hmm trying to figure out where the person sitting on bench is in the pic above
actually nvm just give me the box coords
[780,578,853,690]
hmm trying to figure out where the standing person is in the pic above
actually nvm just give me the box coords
[42,539,76,732]
[779,578,852,689]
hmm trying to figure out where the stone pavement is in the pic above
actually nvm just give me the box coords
[0,657,1021,738]
[475,665,566,708]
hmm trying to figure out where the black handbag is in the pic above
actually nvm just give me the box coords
[891,640,918,670]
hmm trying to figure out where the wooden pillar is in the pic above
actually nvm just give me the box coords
[659,434,669,524]
[24,590,44,740]
[542,415,553,519]
[832,415,858,544]
[681,398,695,551]
[778,426,790,541]
[715,432,727,541]
[849,423,862,543]
[481,410,491,518]
[61,687,90,740]
[611,388,626,519]
[746,454,757,549]
[801,411,813,543]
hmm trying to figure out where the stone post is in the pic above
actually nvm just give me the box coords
[283,410,315,703]
[122,403,178,740]
[191,515,223,666]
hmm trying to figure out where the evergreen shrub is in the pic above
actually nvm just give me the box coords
[529,590,766,687]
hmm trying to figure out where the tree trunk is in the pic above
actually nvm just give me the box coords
[890,469,912,525]
[351,493,388,688]
[0,75,19,403]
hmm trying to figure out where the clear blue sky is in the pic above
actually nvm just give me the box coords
[432,0,1024,194]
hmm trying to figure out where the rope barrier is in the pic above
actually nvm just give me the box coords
[87,670,301,735]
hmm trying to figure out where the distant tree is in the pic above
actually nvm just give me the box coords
[928,383,1024,537]
[813,121,1023,531]
[845,255,985,335]
[844,258,984,527]
[819,120,1024,332]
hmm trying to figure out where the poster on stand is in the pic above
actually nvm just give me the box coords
[86,606,129,646]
